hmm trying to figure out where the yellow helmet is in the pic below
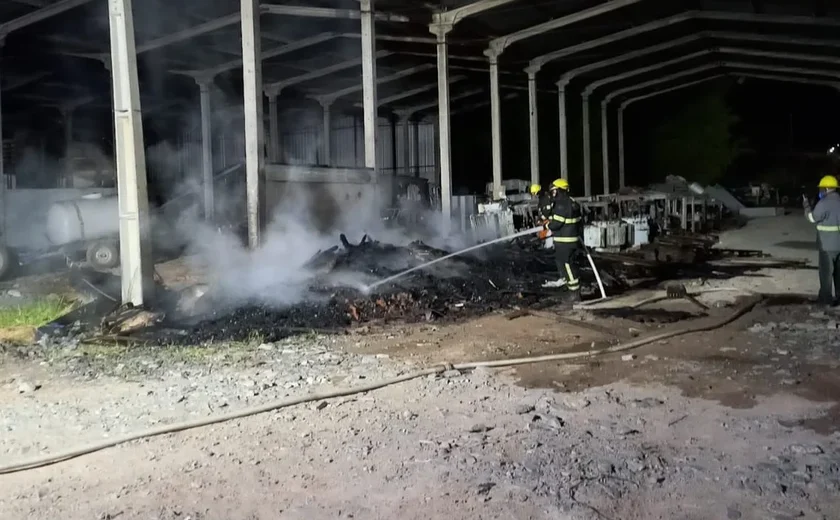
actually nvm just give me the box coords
[818,175,839,189]
[551,178,569,190]
[529,184,541,195]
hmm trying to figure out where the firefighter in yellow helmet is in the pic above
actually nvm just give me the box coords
[543,178,582,299]
[803,174,840,305]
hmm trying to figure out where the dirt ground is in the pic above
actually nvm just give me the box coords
[1,215,840,519]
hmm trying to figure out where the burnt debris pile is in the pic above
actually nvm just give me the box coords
[177,235,562,344]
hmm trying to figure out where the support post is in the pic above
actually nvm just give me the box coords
[240,0,264,249]
[527,71,539,185]
[197,77,214,220]
[488,52,502,198]
[319,99,332,166]
[600,102,609,195]
[62,107,74,187]
[557,84,568,180]
[582,95,591,197]
[107,0,153,306]
[413,120,421,177]
[266,88,279,162]
[360,0,378,172]
[399,114,411,175]
[0,39,5,243]
[429,22,452,231]
[617,106,625,188]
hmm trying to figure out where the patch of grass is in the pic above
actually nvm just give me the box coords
[0,297,75,329]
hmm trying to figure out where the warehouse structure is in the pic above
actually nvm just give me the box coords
[0,0,838,305]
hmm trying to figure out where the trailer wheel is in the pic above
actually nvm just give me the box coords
[0,245,14,280]
[86,241,120,270]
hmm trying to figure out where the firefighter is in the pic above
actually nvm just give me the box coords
[531,183,554,248]
[543,178,582,298]
[804,174,840,305]
[530,183,554,221]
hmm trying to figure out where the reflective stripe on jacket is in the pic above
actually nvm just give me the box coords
[807,190,840,252]
[547,192,582,244]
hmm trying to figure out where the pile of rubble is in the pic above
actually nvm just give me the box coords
[171,236,566,344]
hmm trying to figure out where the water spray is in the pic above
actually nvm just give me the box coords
[363,226,543,293]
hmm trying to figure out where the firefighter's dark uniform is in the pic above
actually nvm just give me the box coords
[537,191,553,221]
[547,189,582,293]
[806,190,840,304]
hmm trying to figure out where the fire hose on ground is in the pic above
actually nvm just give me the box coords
[0,295,763,475]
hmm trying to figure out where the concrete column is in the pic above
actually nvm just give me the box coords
[433,118,441,191]
[360,0,378,172]
[400,115,411,175]
[617,106,626,189]
[413,120,421,177]
[527,71,539,186]
[107,0,153,306]
[557,85,568,181]
[62,107,74,188]
[319,100,332,166]
[430,22,453,231]
[600,102,609,195]
[197,78,214,220]
[582,95,591,197]
[488,52,502,199]
[240,0,264,249]
[266,89,279,162]
[0,39,6,242]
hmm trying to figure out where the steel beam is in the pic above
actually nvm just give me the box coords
[241,0,264,249]
[175,32,337,78]
[360,0,378,173]
[399,88,485,118]
[2,72,50,91]
[137,13,240,54]
[107,0,153,306]
[364,75,466,107]
[488,0,642,57]
[0,0,95,36]
[315,64,434,102]
[451,93,517,116]
[529,10,840,71]
[604,62,840,106]
[262,4,408,22]
[548,30,840,84]
[265,50,390,93]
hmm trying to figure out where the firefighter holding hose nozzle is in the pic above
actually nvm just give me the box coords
[542,178,583,301]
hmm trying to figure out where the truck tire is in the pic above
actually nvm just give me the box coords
[86,241,120,270]
[0,245,14,280]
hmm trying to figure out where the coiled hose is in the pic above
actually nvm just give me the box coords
[0,295,762,475]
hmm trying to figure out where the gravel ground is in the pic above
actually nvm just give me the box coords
[2,313,840,520]
[1,216,839,519]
